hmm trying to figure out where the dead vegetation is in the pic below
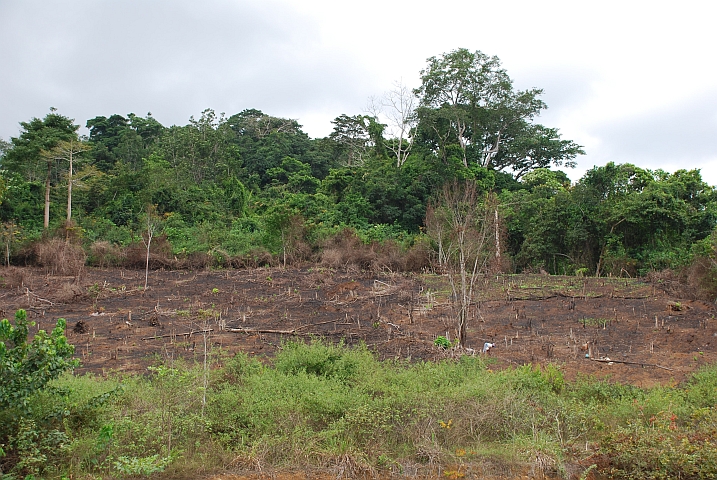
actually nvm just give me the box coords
[320,229,429,273]
[33,238,86,277]
[645,266,717,304]
[0,266,26,288]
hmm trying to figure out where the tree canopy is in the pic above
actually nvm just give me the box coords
[414,48,583,176]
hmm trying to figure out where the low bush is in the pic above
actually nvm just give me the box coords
[88,240,124,268]
[231,247,276,268]
[275,339,374,381]
[599,406,717,479]
[34,238,86,276]
[685,255,717,302]
[321,228,376,270]
[403,236,432,272]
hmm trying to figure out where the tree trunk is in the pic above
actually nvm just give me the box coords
[67,149,73,222]
[65,150,73,243]
[495,208,500,262]
[144,237,151,291]
[44,161,51,229]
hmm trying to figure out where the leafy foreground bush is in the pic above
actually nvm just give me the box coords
[0,309,77,477]
[3,338,717,479]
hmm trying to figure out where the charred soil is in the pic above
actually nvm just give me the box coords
[2,267,716,386]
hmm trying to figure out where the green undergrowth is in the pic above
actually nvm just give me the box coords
[2,340,717,479]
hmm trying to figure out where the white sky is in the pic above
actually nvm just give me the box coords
[1,0,716,185]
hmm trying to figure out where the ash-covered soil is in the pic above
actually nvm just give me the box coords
[2,267,716,386]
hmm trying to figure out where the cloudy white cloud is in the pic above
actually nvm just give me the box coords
[0,0,378,132]
[583,88,717,181]
[1,0,715,185]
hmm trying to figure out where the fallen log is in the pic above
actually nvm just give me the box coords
[141,328,213,340]
[25,287,60,306]
[590,357,673,371]
[295,319,336,330]
[226,327,297,335]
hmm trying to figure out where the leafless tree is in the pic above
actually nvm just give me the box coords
[142,205,162,291]
[425,181,498,347]
[367,80,417,167]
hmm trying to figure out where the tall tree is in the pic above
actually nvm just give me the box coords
[1,109,79,182]
[491,123,584,179]
[39,139,90,228]
[227,109,309,187]
[329,114,373,167]
[1,110,81,229]
[156,109,238,184]
[414,49,582,176]
[0,138,10,161]
[86,113,165,172]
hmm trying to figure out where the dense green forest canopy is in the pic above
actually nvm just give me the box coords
[1,49,715,276]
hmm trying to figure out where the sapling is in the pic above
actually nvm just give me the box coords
[141,205,162,292]
[425,181,498,347]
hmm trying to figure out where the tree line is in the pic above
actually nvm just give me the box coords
[0,49,715,277]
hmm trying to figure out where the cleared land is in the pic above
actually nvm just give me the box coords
[2,266,715,387]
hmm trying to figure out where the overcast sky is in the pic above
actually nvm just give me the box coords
[1,0,716,185]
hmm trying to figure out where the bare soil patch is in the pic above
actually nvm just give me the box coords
[3,267,716,386]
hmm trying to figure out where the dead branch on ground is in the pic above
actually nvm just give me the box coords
[590,357,673,371]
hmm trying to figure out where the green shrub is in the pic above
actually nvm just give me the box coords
[0,310,77,410]
[275,339,373,382]
[685,364,717,408]
[113,453,175,476]
[600,407,717,479]
[0,310,78,476]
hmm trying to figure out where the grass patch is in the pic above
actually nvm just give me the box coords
[3,341,717,479]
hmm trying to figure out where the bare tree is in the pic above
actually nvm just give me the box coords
[425,181,498,347]
[142,205,162,291]
[367,80,417,167]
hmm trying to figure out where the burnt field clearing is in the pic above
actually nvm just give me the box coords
[2,266,716,386]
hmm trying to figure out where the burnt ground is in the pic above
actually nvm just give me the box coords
[2,266,716,386]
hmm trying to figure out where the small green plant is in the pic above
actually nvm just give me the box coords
[113,453,174,476]
[579,317,609,328]
[88,282,101,296]
[211,288,219,294]
[434,336,452,349]
[198,308,219,320]
[579,464,597,480]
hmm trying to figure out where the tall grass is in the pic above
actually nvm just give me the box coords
[7,340,717,479]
